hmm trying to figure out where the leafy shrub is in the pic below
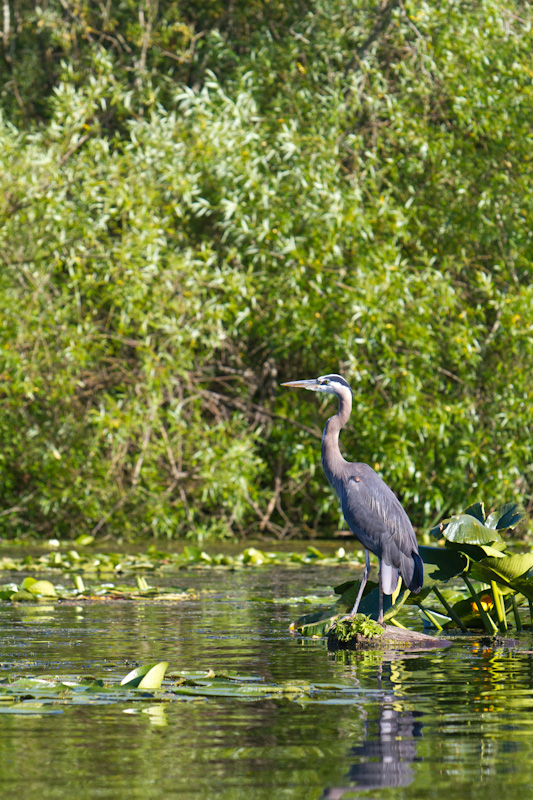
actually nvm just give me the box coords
[0,1,532,538]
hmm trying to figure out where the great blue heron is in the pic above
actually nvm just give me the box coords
[281,373,423,623]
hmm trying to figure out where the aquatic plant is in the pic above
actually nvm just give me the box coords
[418,502,532,634]
[333,616,384,643]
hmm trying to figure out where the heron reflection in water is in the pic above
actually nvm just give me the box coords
[322,693,424,798]
[282,374,423,622]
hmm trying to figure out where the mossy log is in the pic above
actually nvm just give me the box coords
[327,624,452,651]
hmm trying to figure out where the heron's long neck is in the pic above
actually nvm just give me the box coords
[321,392,352,485]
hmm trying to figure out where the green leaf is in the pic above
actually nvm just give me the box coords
[463,502,486,523]
[418,546,467,584]
[120,662,168,690]
[442,514,504,545]
[75,534,95,546]
[26,580,57,597]
[306,546,326,559]
[478,553,533,583]
[445,542,506,562]
[485,503,525,531]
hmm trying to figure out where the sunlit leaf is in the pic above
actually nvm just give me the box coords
[120,662,168,689]
[463,502,486,523]
[27,580,57,597]
[442,514,504,545]
[485,503,525,531]
[478,553,533,583]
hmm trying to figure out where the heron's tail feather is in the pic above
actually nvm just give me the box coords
[400,550,424,594]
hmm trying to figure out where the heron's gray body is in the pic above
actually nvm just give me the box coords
[282,372,423,622]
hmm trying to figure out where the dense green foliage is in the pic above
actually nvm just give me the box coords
[0,0,532,539]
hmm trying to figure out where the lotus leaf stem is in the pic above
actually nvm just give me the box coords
[511,595,522,632]
[432,587,468,632]
[463,576,498,634]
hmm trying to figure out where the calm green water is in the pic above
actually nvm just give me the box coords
[1,564,533,799]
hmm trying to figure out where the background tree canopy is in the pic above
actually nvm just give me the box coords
[0,0,531,540]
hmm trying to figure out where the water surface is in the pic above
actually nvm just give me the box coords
[1,565,533,799]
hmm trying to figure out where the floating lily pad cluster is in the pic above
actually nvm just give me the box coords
[0,544,361,576]
[0,574,197,603]
[0,664,366,714]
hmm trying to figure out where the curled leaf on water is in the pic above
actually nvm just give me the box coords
[120,662,169,690]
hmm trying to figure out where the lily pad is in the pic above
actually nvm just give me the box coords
[26,580,57,597]
[120,662,169,690]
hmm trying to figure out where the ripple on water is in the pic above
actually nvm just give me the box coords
[1,566,533,800]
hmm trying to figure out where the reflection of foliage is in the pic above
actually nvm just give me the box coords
[0,2,532,540]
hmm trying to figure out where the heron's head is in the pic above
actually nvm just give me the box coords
[281,374,353,397]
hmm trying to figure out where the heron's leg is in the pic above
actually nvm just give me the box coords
[377,561,384,625]
[350,549,371,616]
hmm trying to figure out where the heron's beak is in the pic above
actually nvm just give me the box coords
[280,378,320,391]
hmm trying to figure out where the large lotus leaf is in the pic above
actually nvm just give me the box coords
[463,502,486,523]
[418,546,467,585]
[445,542,506,562]
[478,553,533,583]
[485,503,525,531]
[506,577,533,602]
[441,514,504,545]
